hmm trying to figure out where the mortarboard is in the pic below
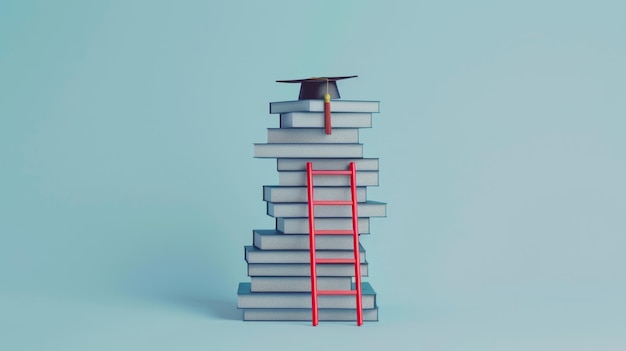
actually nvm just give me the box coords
[276,75,358,100]
[276,75,358,134]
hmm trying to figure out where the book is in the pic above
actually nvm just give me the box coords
[263,185,367,203]
[254,143,363,158]
[237,282,376,309]
[250,276,352,292]
[269,100,380,114]
[276,218,370,234]
[242,307,378,321]
[280,112,372,129]
[253,229,359,251]
[267,201,387,218]
[278,170,378,186]
[247,262,369,277]
[244,245,366,264]
[267,128,359,144]
[277,158,379,171]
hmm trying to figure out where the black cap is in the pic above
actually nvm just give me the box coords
[276,75,357,100]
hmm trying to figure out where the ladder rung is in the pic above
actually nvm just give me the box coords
[314,200,353,206]
[314,230,354,235]
[317,290,357,296]
[311,170,352,175]
[316,258,356,264]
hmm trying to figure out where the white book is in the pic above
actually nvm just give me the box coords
[280,112,372,128]
[277,158,379,171]
[276,218,370,234]
[244,245,365,264]
[253,229,358,250]
[237,282,376,309]
[267,128,359,144]
[254,143,363,158]
[242,307,378,321]
[247,262,368,277]
[278,170,378,186]
[263,186,367,203]
[270,100,380,114]
[267,201,387,218]
[250,276,352,292]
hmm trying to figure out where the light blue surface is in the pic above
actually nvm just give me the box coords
[1,1,625,350]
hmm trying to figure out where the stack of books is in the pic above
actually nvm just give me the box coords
[237,97,386,322]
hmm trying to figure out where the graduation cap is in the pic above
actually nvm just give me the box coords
[276,75,358,134]
[276,75,358,100]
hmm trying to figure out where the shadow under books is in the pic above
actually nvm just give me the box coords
[155,292,241,320]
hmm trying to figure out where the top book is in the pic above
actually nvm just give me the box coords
[270,100,380,114]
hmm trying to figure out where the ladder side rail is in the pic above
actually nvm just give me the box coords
[350,161,364,326]
[306,162,319,326]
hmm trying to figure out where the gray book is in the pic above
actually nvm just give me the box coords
[237,282,376,309]
[276,218,370,234]
[250,276,352,292]
[278,170,378,186]
[263,186,367,203]
[267,128,359,144]
[280,112,373,129]
[277,158,379,171]
[247,262,368,277]
[242,307,378,321]
[254,143,363,158]
[267,201,387,218]
[253,229,359,251]
[270,100,380,114]
[244,245,365,264]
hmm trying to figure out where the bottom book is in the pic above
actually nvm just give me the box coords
[242,307,379,321]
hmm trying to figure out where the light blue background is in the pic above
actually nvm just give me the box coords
[1,1,625,350]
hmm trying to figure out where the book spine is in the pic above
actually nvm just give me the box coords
[276,158,379,171]
[270,100,380,114]
[253,230,359,251]
[278,170,378,186]
[245,245,366,264]
[276,218,371,234]
[280,112,373,129]
[254,143,363,158]
[267,128,359,144]
[267,201,387,218]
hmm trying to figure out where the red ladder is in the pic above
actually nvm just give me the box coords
[306,161,363,326]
